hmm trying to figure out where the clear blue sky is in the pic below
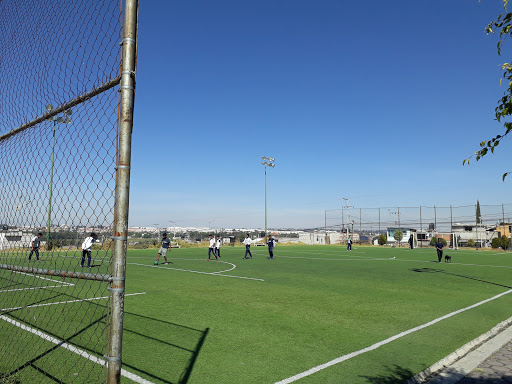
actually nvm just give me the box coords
[131,0,511,229]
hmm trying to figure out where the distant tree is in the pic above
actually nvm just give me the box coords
[476,200,482,224]
[502,236,511,250]
[491,237,502,248]
[393,230,403,246]
[377,234,387,246]
[467,239,476,247]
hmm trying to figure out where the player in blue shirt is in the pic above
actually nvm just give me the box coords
[267,235,276,259]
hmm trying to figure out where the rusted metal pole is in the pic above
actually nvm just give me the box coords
[107,0,138,382]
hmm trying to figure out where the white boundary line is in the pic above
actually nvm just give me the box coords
[14,271,75,285]
[0,292,146,312]
[0,285,73,294]
[128,262,265,281]
[273,288,512,384]
[0,314,154,384]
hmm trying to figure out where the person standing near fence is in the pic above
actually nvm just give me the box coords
[243,234,252,259]
[347,236,353,251]
[408,235,414,249]
[155,233,172,265]
[435,238,444,263]
[28,232,42,261]
[81,233,98,268]
[208,234,217,260]
[215,235,221,258]
[267,234,276,259]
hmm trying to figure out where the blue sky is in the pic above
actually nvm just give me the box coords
[130,0,511,229]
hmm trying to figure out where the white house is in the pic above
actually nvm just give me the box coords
[0,230,34,251]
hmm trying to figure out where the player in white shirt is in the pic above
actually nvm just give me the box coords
[242,234,252,259]
[29,232,43,261]
[215,235,221,258]
[81,233,98,268]
[208,234,218,261]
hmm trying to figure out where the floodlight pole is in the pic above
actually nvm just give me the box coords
[169,220,176,239]
[261,156,275,244]
[45,107,72,248]
[46,121,56,246]
[342,198,352,244]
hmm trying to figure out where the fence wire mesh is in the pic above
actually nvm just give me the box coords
[325,204,512,234]
[0,1,126,382]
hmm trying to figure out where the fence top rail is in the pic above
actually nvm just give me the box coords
[0,76,121,142]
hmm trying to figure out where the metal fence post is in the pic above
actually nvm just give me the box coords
[107,0,138,383]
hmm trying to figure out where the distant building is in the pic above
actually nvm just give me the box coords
[386,228,416,245]
[451,223,495,245]
[0,229,34,250]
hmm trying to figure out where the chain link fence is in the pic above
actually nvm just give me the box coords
[325,204,512,234]
[0,0,137,382]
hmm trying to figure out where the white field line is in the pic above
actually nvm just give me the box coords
[273,288,512,384]
[0,315,154,384]
[14,271,75,285]
[0,292,146,312]
[128,262,265,281]
[0,285,73,294]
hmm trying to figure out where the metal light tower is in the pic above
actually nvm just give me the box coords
[342,197,352,244]
[261,156,275,244]
[169,220,176,239]
[45,104,72,246]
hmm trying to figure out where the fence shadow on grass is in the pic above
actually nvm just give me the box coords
[410,267,512,289]
[120,311,209,384]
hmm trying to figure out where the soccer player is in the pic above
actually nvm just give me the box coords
[243,234,252,259]
[28,232,42,261]
[267,234,276,259]
[215,235,221,258]
[208,234,217,260]
[347,236,353,251]
[156,233,172,265]
[435,238,444,263]
[81,233,98,268]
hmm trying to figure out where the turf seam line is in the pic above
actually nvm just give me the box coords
[273,288,512,384]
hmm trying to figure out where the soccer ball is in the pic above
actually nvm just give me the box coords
[153,261,158,265]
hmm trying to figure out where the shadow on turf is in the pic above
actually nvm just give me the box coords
[410,268,512,289]
[360,364,416,383]
[1,288,209,384]
[120,311,210,384]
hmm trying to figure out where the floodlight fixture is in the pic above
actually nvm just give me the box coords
[261,156,276,244]
[64,117,71,124]
[65,109,72,115]
[46,104,54,111]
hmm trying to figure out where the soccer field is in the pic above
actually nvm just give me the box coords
[2,245,512,383]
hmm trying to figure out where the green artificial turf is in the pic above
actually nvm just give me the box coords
[1,245,512,383]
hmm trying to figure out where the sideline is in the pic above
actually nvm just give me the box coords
[273,288,512,384]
